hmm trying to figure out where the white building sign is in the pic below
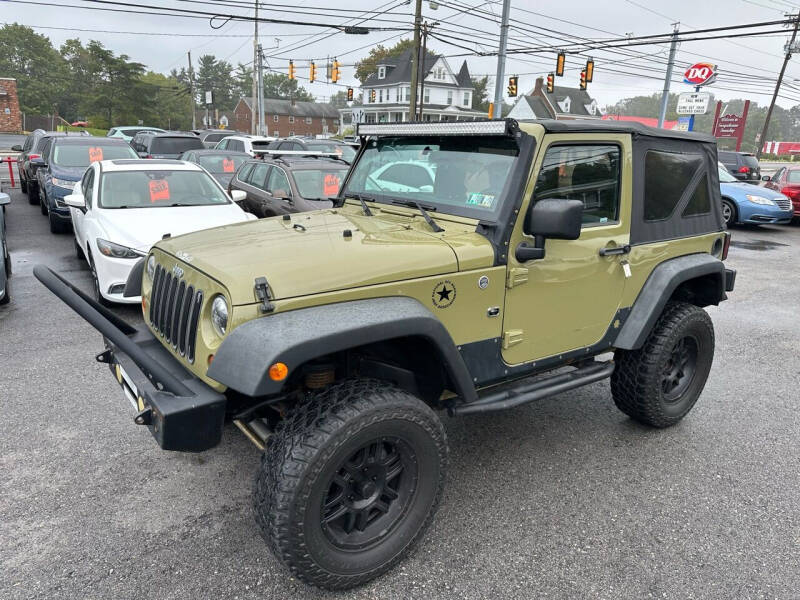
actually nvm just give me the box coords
[676,92,711,115]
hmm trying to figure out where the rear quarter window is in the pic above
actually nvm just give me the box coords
[644,150,705,221]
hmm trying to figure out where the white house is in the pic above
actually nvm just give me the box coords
[507,76,602,121]
[339,50,486,127]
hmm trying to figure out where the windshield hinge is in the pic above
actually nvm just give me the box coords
[254,277,275,314]
[506,267,529,289]
[502,329,524,349]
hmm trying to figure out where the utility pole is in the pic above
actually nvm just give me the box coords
[187,51,196,130]
[657,23,679,129]
[491,0,511,119]
[251,0,259,134]
[417,22,430,120]
[408,0,423,119]
[757,13,800,158]
[257,44,265,136]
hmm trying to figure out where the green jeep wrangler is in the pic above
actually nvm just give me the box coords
[38,119,736,589]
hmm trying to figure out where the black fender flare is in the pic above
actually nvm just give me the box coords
[123,257,145,297]
[206,296,479,402]
[614,253,728,350]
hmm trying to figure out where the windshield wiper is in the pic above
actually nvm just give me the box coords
[349,193,374,216]
[391,199,444,233]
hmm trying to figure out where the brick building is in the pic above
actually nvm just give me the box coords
[0,78,22,133]
[233,98,340,137]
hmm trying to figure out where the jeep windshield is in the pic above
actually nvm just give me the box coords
[342,135,519,220]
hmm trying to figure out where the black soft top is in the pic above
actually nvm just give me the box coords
[525,118,716,144]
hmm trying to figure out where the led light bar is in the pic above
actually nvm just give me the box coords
[356,120,512,137]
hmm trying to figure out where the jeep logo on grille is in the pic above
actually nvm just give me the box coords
[172,264,184,278]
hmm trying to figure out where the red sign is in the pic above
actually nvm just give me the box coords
[88,147,104,163]
[712,100,750,151]
[684,63,717,86]
[222,158,235,173]
[149,179,170,203]
[323,173,341,197]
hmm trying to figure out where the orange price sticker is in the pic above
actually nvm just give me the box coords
[323,173,341,197]
[222,158,236,173]
[149,179,170,203]
[88,147,104,163]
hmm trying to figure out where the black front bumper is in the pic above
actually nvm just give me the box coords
[34,265,225,452]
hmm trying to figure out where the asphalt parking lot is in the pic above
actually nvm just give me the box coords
[1,186,799,599]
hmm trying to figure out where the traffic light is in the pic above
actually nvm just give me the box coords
[507,75,518,98]
[579,70,587,90]
[546,73,554,94]
[370,89,376,103]
[309,61,316,83]
[347,87,354,101]
[556,51,565,77]
[331,59,340,83]
[288,60,295,80]
[585,59,594,83]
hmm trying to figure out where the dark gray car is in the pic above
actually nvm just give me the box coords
[197,129,241,149]
[178,149,251,188]
[131,132,204,159]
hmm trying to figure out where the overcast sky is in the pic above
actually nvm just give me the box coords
[3,0,800,110]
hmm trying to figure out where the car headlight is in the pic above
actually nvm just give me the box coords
[210,295,229,336]
[96,238,144,259]
[745,194,776,206]
[51,177,75,190]
[146,254,156,279]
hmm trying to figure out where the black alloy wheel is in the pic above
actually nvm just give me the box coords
[660,336,698,403]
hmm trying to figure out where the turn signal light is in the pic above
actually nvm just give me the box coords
[141,296,148,313]
[269,362,289,381]
[207,354,215,366]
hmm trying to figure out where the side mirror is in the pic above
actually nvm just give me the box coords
[761,175,771,181]
[64,193,85,209]
[30,157,46,167]
[515,199,584,262]
[0,192,10,206]
[229,189,247,203]
[11,145,22,152]
[272,188,291,201]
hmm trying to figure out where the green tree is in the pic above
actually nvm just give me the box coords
[138,71,192,130]
[233,63,254,99]
[262,72,314,101]
[195,54,236,109]
[471,76,490,111]
[0,24,66,114]
[354,38,415,83]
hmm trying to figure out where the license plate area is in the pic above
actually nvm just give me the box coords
[115,361,141,412]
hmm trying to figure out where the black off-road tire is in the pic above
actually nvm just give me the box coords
[611,301,715,428]
[20,176,27,195]
[254,379,447,590]
[27,181,38,204]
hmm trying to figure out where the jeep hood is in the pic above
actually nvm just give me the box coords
[155,208,493,305]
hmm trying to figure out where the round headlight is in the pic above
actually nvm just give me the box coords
[146,255,156,280]
[211,295,229,336]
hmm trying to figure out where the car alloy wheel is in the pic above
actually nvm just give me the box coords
[721,200,735,226]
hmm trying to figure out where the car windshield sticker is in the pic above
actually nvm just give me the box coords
[334,147,343,157]
[149,179,170,203]
[431,280,456,309]
[324,173,341,196]
[466,193,495,208]
[222,158,236,173]
[88,147,104,163]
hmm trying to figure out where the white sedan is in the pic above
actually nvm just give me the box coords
[65,159,254,305]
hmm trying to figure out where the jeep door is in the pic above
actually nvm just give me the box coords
[501,134,631,364]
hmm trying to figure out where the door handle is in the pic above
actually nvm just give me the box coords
[599,244,630,256]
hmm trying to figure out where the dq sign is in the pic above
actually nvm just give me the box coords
[684,63,717,86]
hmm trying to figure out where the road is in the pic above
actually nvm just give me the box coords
[1,188,799,599]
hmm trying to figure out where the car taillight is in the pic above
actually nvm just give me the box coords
[722,231,731,261]
[780,186,800,199]
[145,154,153,159]
[737,166,749,173]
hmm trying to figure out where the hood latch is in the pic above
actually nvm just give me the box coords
[254,277,275,314]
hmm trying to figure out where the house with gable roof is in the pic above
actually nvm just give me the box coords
[507,76,602,120]
[338,49,486,127]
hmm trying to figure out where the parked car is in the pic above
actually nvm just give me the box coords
[718,150,761,182]
[64,159,253,305]
[266,138,357,163]
[37,137,139,233]
[13,130,88,203]
[229,155,350,217]
[762,165,800,220]
[214,134,274,157]
[178,149,252,188]
[718,162,793,226]
[130,132,205,159]
[107,126,166,142]
[197,129,241,149]
[0,187,10,305]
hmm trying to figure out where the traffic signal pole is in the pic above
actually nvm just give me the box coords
[408,0,423,119]
[491,0,512,119]
[756,13,800,159]
[251,0,259,134]
[657,23,679,129]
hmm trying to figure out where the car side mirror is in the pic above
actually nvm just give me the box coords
[515,199,584,262]
[11,145,22,152]
[64,193,86,209]
[30,157,46,167]
[273,189,291,201]
[761,175,771,181]
[229,189,247,203]
[0,192,10,206]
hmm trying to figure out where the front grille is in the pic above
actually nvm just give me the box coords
[774,196,792,211]
[149,264,203,361]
